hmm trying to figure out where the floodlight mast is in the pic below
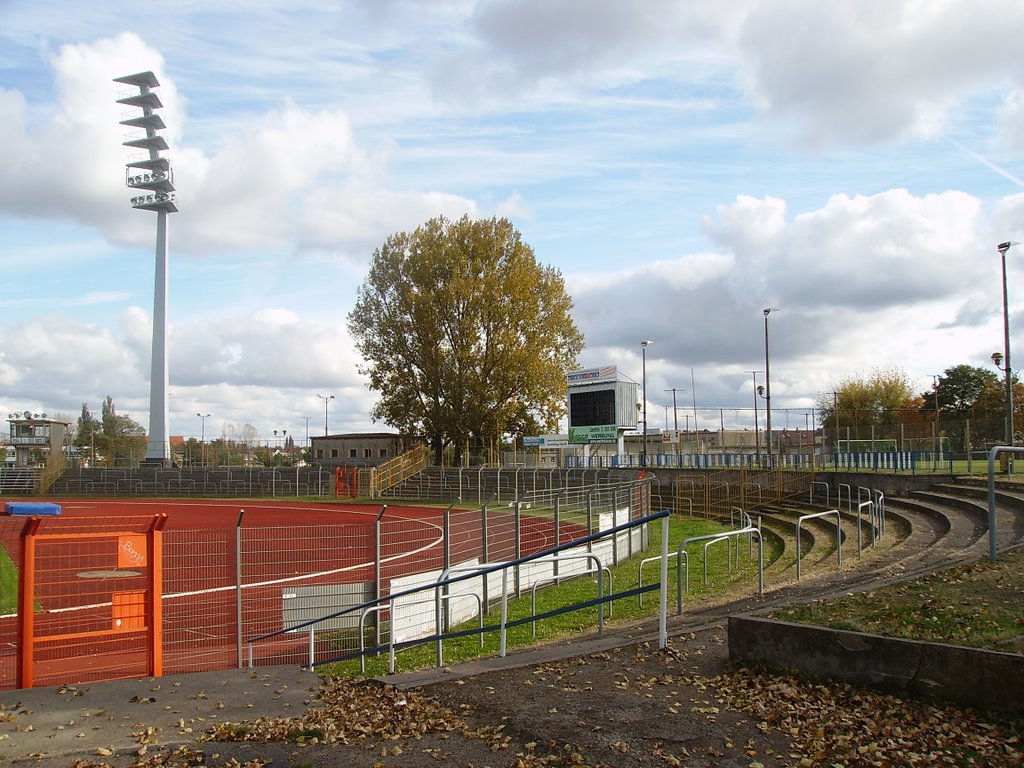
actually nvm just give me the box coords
[115,71,179,465]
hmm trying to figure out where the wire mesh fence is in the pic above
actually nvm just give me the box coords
[1,472,652,689]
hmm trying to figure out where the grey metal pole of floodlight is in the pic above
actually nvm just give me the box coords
[115,71,178,466]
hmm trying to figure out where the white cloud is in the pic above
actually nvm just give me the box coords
[3,3,1024,442]
[702,189,984,309]
[572,187,997,411]
[996,88,1024,149]
[736,0,1024,148]
[0,32,481,261]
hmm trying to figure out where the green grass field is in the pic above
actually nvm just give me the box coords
[0,544,18,614]
[321,514,780,677]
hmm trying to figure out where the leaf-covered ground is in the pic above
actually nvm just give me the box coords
[29,547,1024,768]
[60,629,1022,768]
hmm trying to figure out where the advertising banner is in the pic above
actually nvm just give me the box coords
[568,425,618,444]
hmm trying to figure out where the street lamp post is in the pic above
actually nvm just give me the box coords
[196,413,210,466]
[762,308,777,466]
[747,371,762,465]
[272,429,288,465]
[663,388,682,433]
[317,393,335,436]
[997,241,1019,464]
[641,340,653,467]
[992,352,1012,474]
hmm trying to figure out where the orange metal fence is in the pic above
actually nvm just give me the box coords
[1,486,646,689]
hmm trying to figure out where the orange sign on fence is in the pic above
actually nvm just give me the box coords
[118,534,148,568]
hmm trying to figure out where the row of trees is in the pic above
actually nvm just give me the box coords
[73,396,147,466]
[178,433,301,467]
[58,217,1015,468]
[817,366,1020,451]
[70,401,301,468]
[351,216,1023,460]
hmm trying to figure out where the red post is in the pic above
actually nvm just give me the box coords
[17,518,42,689]
[147,514,168,677]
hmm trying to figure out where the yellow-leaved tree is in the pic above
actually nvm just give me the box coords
[348,215,584,465]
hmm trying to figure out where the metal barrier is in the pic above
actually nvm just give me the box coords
[809,481,830,506]
[675,525,764,614]
[796,510,842,581]
[986,445,1024,561]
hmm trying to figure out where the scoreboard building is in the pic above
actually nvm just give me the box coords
[567,365,638,456]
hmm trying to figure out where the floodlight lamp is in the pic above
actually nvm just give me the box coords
[993,351,1004,367]
[997,241,1017,254]
[23,410,30,418]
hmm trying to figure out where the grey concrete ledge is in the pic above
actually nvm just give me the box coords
[728,614,1023,714]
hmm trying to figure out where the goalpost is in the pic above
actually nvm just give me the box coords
[834,438,898,453]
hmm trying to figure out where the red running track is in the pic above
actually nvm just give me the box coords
[1,497,586,688]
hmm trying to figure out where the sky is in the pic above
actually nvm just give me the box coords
[2,0,1024,447]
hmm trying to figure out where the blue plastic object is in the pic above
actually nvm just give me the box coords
[3,501,62,516]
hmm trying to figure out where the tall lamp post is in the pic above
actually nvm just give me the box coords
[762,308,777,466]
[196,412,210,466]
[116,71,178,465]
[996,241,1019,466]
[641,340,653,467]
[317,393,335,436]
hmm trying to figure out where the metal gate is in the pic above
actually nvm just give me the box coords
[9,513,166,688]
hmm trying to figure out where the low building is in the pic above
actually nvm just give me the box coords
[310,432,407,468]
[6,413,70,467]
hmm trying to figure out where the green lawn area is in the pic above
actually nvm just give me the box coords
[771,546,1024,654]
[320,513,780,677]
[0,544,18,614]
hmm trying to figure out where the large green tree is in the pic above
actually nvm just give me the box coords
[922,364,1000,415]
[922,364,1019,448]
[349,215,584,464]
